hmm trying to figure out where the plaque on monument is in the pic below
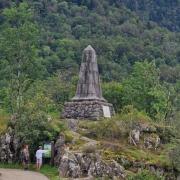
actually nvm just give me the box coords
[62,45,115,120]
[102,105,111,118]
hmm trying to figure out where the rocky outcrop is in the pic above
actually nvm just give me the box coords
[128,122,161,150]
[59,151,125,179]
[54,133,66,166]
[55,131,125,179]
[0,127,20,163]
[129,129,140,146]
[65,119,79,132]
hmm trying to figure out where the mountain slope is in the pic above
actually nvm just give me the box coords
[110,0,180,32]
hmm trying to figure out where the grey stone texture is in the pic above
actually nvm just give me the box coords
[54,133,65,166]
[62,45,115,120]
[63,100,114,120]
[72,45,104,101]
[0,127,20,163]
[59,151,125,179]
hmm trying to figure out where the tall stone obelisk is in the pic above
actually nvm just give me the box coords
[62,45,114,120]
[73,45,105,101]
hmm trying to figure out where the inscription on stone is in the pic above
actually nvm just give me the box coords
[102,106,111,118]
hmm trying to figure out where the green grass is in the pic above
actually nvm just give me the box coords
[101,140,172,168]
[40,165,59,180]
[0,163,22,169]
[0,163,59,180]
[0,109,9,133]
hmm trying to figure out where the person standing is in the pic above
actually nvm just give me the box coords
[22,144,30,170]
[35,146,47,170]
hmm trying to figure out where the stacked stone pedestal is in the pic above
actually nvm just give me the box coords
[62,100,114,120]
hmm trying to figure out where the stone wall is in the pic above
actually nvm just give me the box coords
[62,100,115,120]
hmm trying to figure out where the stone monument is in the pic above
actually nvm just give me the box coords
[62,45,114,120]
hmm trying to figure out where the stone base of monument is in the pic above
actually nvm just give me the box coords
[62,100,115,120]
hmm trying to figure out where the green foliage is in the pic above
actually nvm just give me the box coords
[39,165,59,180]
[13,90,64,156]
[102,82,123,112]
[128,170,164,180]
[92,119,124,139]
[122,61,168,120]
[0,2,179,176]
[115,0,180,32]
[0,0,176,83]
[79,106,152,140]
[0,109,9,133]
[64,131,74,143]
[169,143,180,172]
[156,126,176,144]
[43,74,76,112]
[0,2,43,114]
[119,105,152,123]
[82,144,97,154]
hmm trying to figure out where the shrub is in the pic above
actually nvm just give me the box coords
[90,119,125,139]
[64,131,74,143]
[102,82,123,112]
[169,143,180,172]
[128,170,165,180]
[82,144,97,154]
[12,92,65,158]
[0,109,8,134]
[80,106,152,140]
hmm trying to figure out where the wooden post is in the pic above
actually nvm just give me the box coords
[50,141,55,166]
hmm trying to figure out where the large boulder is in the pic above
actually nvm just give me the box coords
[0,127,20,163]
[65,119,79,132]
[59,151,125,179]
[54,133,66,166]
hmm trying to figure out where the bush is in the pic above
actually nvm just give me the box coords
[13,92,65,157]
[80,106,152,140]
[0,109,8,134]
[90,119,125,139]
[169,143,180,172]
[64,131,74,143]
[128,170,165,180]
[102,82,123,112]
[82,144,97,154]
[120,105,152,123]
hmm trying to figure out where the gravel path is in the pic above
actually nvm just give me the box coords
[0,169,49,180]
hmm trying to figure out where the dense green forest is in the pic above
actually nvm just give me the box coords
[0,1,179,179]
[0,0,179,82]
[0,0,179,109]
[111,0,180,32]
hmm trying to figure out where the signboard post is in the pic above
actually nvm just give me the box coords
[43,143,51,158]
[50,141,55,166]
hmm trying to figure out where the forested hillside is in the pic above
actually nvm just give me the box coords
[0,1,179,179]
[111,0,180,32]
[0,0,179,82]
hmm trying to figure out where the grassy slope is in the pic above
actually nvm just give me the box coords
[77,119,174,173]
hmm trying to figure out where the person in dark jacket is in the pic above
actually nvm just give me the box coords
[21,144,30,170]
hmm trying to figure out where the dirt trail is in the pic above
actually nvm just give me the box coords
[0,168,49,180]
